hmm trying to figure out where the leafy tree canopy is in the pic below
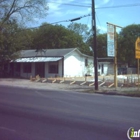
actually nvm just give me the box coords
[31,23,91,55]
[118,24,140,66]
[67,23,91,41]
[0,20,33,62]
[0,0,48,63]
[86,33,107,58]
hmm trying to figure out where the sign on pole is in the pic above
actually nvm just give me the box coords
[135,37,140,59]
[107,24,115,57]
[135,37,140,90]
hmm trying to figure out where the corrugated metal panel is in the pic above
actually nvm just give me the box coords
[14,57,62,62]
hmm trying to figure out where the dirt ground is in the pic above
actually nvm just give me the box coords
[0,78,139,95]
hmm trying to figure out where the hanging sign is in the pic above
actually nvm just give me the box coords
[107,24,115,57]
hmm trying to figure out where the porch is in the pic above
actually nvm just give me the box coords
[9,60,63,79]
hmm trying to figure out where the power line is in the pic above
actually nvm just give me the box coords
[96,13,102,31]
[48,1,140,9]
[96,3,140,9]
[26,2,140,29]
[51,14,91,24]
[26,14,91,29]
[48,1,90,8]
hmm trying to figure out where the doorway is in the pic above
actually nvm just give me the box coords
[35,62,45,77]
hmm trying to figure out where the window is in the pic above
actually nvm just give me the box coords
[85,58,88,67]
[98,64,100,69]
[23,63,31,73]
[49,62,58,74]
[102,64,104,73]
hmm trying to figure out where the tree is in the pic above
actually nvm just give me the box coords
[0,0,48,27]
[86,33,107,58]
[0,0,48,65]
[96,33,107,58]
[0,20,32,62]
[31,23,91,55]
[67,23,91,41]
[118,24,140,66]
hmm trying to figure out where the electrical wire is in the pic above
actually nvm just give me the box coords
[96,3,140,9]
[96,13,102,31]
[48,1,140,9]
[25,14,91,29]
[48,1,91,8]
[26,2,140,29]
[51,14,91,24]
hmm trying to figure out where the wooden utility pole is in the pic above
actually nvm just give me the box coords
[114,25,118,88]
[138,59,140,90]
[92,0,98,90]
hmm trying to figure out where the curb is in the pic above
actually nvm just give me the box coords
[94,90,140,97]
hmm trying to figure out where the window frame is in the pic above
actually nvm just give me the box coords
[48,62,58,74]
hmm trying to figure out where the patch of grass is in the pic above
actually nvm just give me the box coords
[123,90,140,95]
[82,89,140,97]
[115,90,140,97]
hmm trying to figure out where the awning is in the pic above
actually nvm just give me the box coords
[13,57,62,62]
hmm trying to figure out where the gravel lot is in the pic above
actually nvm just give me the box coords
[0,78,139,95]
[0,78,91,91]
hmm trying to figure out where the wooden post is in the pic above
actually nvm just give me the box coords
[107,22,122,90]
[138,59,140,90]
[114,26,118,89]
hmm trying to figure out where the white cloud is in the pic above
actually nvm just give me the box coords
[48,2,61,11]
[97,25,107,33]
[64,9,88,16]
[47,0,76,17]
[95,0,113,8]
[103,0,110,4]
[47,0,91,19]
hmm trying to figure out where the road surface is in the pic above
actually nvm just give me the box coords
[0,85,140,140]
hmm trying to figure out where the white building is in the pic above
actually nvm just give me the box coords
[98,61,114,76]
[10,48,94,78]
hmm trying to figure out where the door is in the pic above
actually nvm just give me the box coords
[35,62,45,77]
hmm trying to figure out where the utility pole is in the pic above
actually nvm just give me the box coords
[92,0,98,90]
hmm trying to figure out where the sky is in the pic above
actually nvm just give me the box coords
[28,0,140,33]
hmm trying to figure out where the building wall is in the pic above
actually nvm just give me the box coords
[14,50,95,78]
[32,63,35,77]
[107,63,114,75]
[18,60,63,78]
[20,63,32,78]
[98,62,114,75]
[64,51,93,77]
[127,68,136,74]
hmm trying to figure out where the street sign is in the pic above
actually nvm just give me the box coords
[135,37,140,59]
[136,51,140,59]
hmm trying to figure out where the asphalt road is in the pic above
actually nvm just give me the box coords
[0,85,140,140]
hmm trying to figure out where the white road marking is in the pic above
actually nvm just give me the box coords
[0,126,16,132]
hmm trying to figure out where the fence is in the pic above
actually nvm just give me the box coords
[30,74,140,88]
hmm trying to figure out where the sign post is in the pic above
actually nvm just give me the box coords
[107,22,122,89]
[135,37,140,90]
[138,59,140,91]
